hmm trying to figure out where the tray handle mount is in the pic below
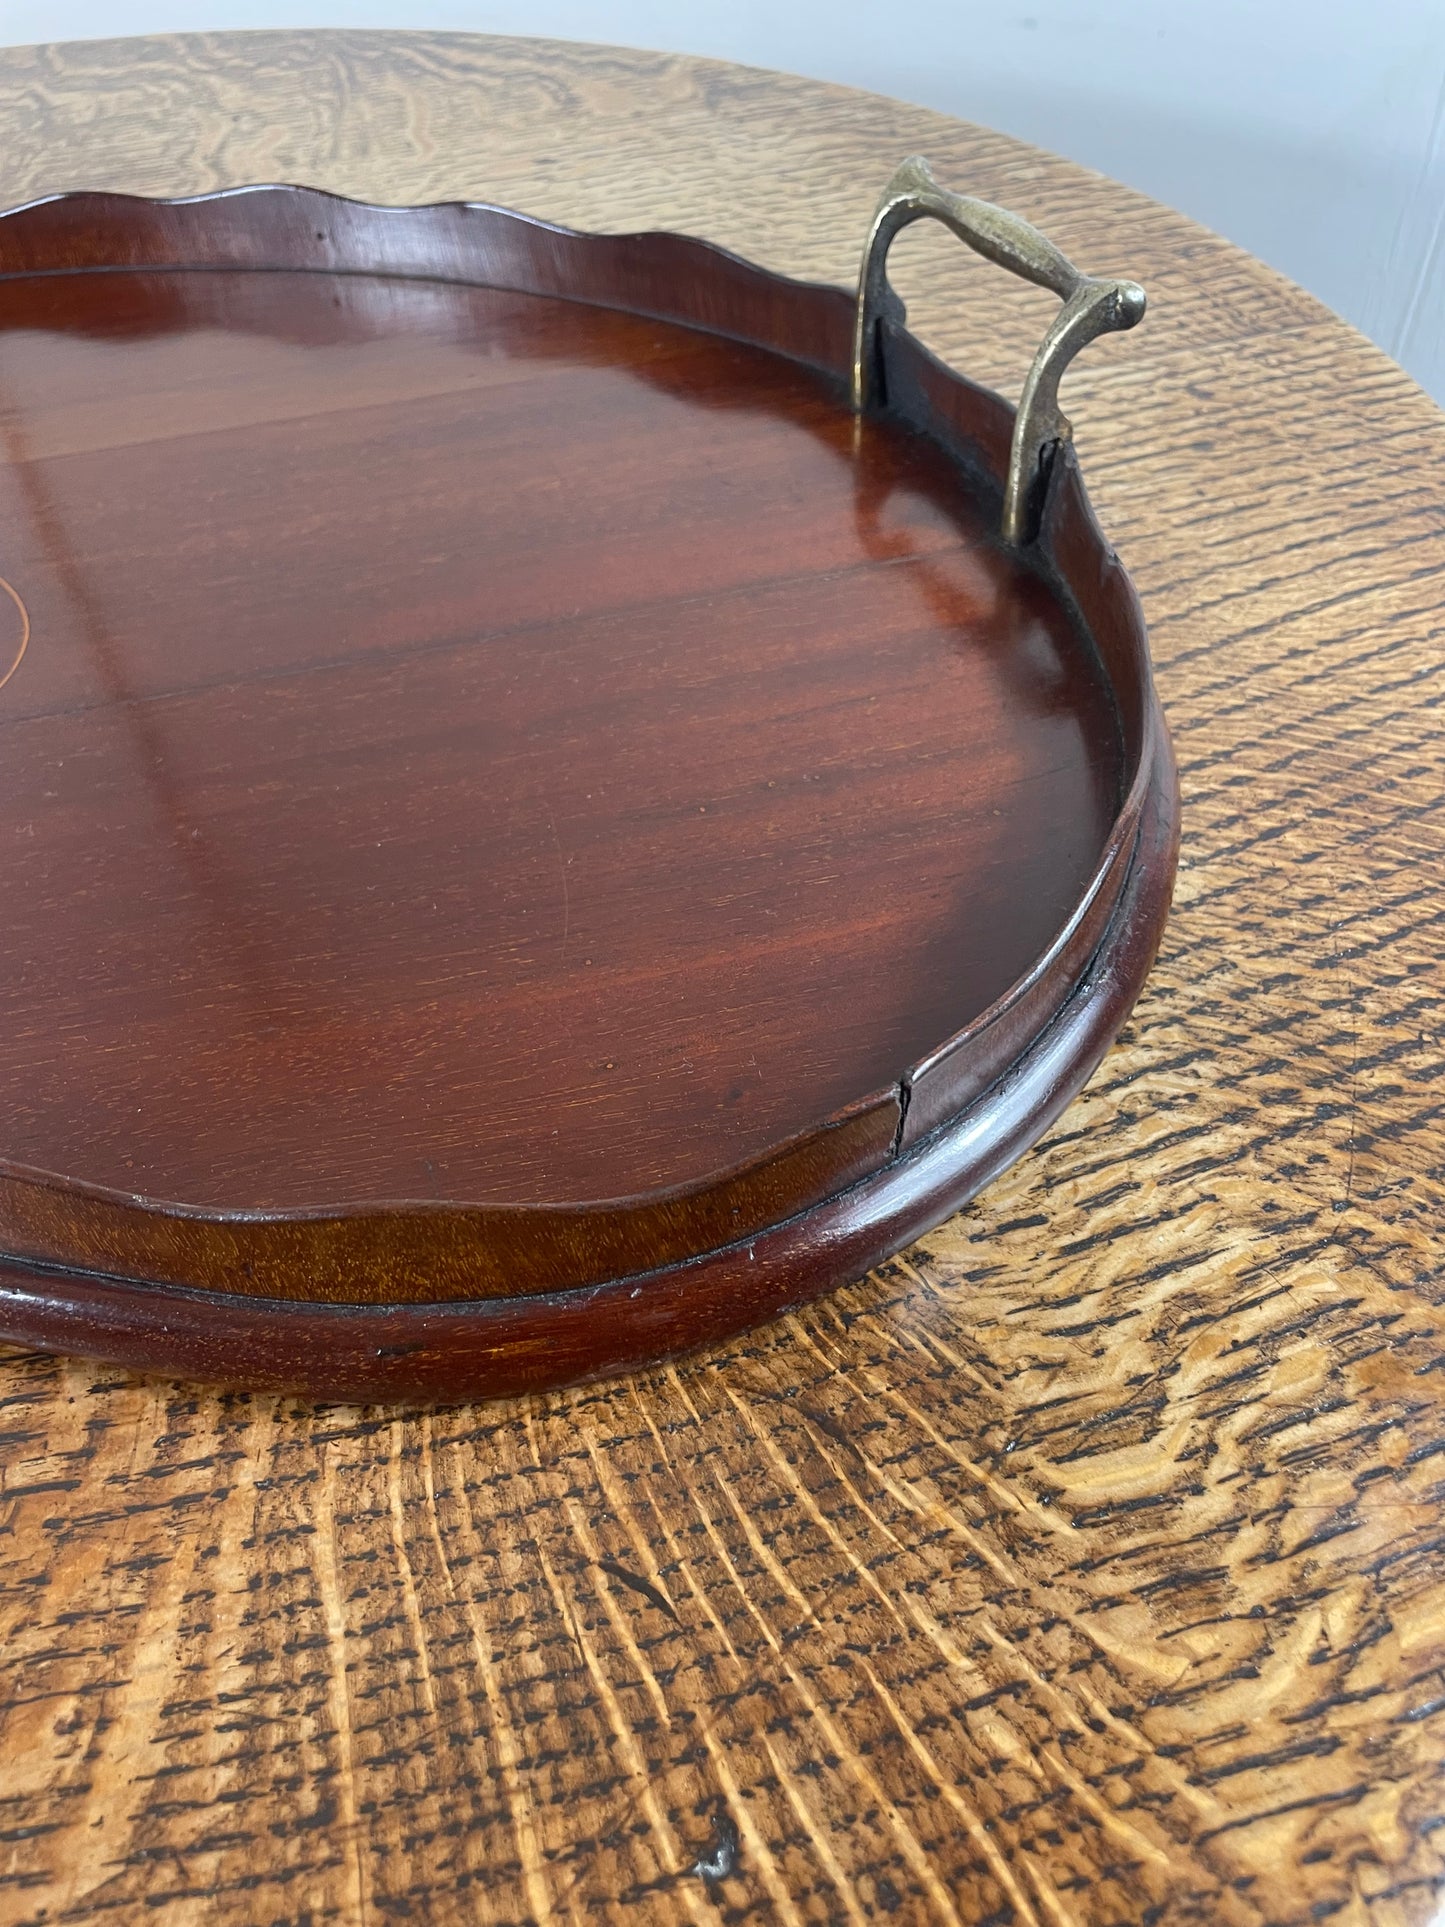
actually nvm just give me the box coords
[851,155,1146,547]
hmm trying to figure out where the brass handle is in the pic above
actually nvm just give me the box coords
[851,156,1146,547]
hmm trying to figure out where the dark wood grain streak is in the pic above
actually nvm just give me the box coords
[0,180,1173,1376]
[0,29,1442,1927]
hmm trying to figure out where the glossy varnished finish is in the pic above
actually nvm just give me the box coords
[3,30,1445,1927]
[0,182,1172,1347]
[0,259,1122,1211]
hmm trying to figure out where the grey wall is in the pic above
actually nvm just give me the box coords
[5,0,1443,400]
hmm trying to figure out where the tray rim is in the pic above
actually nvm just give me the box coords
[0,181,1175,1339]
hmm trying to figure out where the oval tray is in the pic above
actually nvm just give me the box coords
[0,161,1178,1400]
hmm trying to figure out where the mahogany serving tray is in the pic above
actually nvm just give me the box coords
[0,160,1177,1401]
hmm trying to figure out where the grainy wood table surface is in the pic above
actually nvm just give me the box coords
[1,29,1444,1927]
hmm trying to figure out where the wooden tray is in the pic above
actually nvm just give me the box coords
[0,160,1177,1401]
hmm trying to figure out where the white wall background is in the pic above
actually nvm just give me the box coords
[3,0,1443,401]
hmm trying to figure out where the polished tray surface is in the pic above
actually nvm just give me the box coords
[0,166,1177,1397]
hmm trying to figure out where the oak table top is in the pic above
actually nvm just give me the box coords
[1,29,1444,1927]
